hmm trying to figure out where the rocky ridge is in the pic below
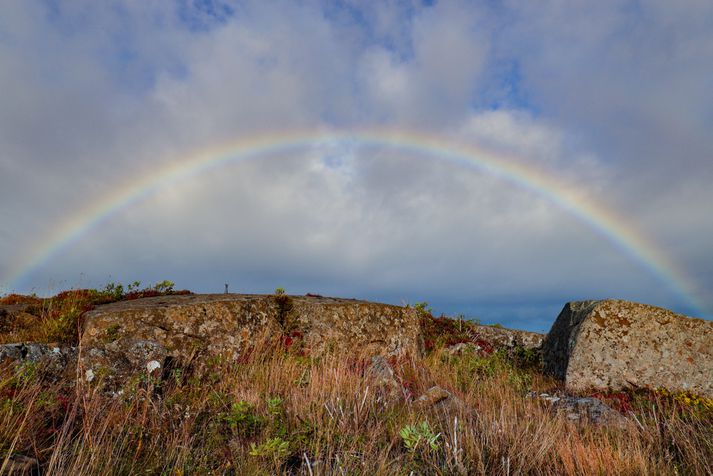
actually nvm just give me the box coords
[80,293,424,385]
[2,294,710,402]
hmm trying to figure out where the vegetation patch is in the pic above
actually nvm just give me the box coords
[0,281,190,345]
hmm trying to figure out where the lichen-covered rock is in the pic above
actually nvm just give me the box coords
[414,386,468,416]
[444,342,478,355]
[0,343,77,381]
[366,355,404,402]
[543,300,713,397]
[80,294,423,385]
[529,392,628,427]
[470,324,543,350]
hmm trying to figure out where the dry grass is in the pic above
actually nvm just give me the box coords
[0,335,711,475]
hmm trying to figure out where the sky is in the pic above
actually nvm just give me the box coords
[1,0,712,332]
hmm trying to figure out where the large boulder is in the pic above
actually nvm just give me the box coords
[80,294,423,385]
[543,300,713,397]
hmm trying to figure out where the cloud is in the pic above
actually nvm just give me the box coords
[1,0,711,330]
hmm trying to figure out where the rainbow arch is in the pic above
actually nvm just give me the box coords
[4,127,706,314]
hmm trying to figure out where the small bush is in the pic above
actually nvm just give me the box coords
[400,421,441,453]
[224,400,263,437]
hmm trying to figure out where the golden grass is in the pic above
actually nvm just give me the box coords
[0,336,711,475]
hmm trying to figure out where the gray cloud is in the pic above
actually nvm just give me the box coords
[1,0,711,330]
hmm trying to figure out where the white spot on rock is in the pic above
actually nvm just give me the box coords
[146,360,161,373]
[85,369,95,382]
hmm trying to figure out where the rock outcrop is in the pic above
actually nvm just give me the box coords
[543,300,713,397]
[528,392,628,427]
[0,343,77,381]
[470,324,543,350]
[80,294,423,385]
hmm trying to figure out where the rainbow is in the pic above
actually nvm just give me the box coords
[4,127,706,314]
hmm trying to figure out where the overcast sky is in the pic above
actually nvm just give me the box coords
[1,0,711,332]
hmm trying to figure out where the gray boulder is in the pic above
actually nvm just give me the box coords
[0,343,77,381]
[543,300,713,397]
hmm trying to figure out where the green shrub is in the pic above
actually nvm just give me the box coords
[249,437,290,465]
[224,400,263,437]
[400,421,441,453]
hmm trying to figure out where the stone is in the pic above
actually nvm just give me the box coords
[365,355,404,402]
[531,392,628,426]
[414,386,467,415]
[444,342,477,355]
[3,453,39,475]
[0,343,77,381]
[80,294,423,384]
[469,324,543,350]
[543,300,713,397]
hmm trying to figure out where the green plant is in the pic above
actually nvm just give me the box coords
[400,421,441,453]
[171,368,183,386]
[266,396,284,417]
[266,396,288,438]
[414,302,433,315]
[509,345,543,370]
[249,437,290,463]
[103,324,121,343]
[273,290,294,331]
[224,400,263,437]
[102,282,125,300]
[153,280,175,293]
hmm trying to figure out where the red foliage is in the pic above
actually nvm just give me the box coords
[591,391,633,413]
[56,394,70,413]
[282,330,309,356]
[54,289,93,301]
[400,379,416,400]
[123,290,162,301]
[0,386,18,400]
[0,294,41,305]
[422,314,495,355]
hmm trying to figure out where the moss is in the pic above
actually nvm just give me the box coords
[103,324,121,343]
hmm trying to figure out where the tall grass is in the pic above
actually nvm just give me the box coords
[1,336,710,475]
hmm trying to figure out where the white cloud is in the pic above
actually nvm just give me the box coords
[1,0,711,327]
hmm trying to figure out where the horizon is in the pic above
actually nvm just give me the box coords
[2,1,712,333]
